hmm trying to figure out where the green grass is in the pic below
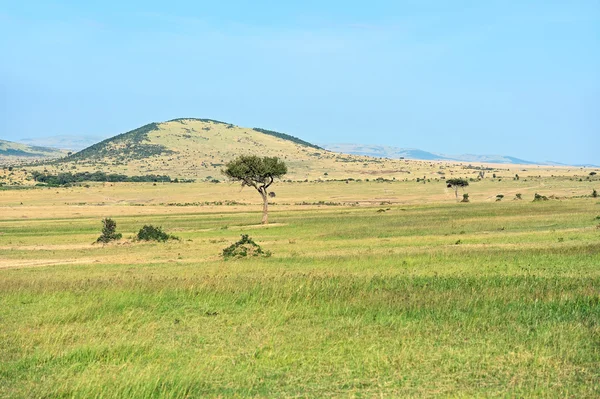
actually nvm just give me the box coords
[1,198,599,397]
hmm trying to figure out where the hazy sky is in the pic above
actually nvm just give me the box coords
[1,1,598,164]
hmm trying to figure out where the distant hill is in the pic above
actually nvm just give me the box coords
[321,144,538,165]
[17,135,106,151]
[23,119,591,183]
[0,139,66,159]
[38,118,356,180]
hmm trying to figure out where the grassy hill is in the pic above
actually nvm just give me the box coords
[0,139,66,160]
[35,118,416,180]
[25,118,592,184]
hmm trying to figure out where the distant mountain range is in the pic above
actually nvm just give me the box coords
[320,143,596,167]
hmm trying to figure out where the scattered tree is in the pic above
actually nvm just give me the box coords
[446,178,469,201]
[222,155,287,224]
[96,218,122,243]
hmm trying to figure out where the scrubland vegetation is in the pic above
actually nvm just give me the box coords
[0,177,599,398]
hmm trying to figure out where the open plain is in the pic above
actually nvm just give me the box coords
[1,177,599,398]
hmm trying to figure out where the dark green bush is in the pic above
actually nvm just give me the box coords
[222,234,271,259]
[533,193,548,201]
[97,218,122,243]
[136,225,178,242]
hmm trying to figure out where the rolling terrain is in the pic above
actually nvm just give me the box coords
[20,118,595,185]
[0,139,66,161]
[17,135,106,152]
[1,121,599,397]
[322,143,540,164]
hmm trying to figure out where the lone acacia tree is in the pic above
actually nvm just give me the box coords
[446,178,469,201]
[223,155,287,224]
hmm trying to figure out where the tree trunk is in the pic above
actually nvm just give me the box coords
[454,187,458,200]
[261,191,268,225]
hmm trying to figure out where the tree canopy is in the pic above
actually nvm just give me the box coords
[222,155,287,224]
[446,178,469,188]
[223,155,287,189]
[446,178,469,201]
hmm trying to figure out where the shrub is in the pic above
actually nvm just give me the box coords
[593,189,598,198]
[533,193,548,201]
[222,234,271,259]
[136,225,178,242]
[461,193,470,202]
[515,193,522,200]
[97,218,122,243]
[496,194,504,201]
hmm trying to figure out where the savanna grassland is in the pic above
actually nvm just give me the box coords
[1,178,599,398]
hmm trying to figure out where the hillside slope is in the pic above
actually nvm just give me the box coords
[0,139,66,160]
[41,118,362,180]
[18,135,105,151]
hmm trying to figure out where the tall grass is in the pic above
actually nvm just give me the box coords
[1,199,599,397]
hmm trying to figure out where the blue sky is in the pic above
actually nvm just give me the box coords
[1,1,598,164]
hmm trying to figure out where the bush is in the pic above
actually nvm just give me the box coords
[515,193,522,200]
[136,225,178,242]
[461,193,470,203]
[97,218,122,243]
[593,189,598,198]
[222,234,271,259]
[496,194,504,201]
[533,193,548,202]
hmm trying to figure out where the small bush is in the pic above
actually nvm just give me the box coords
[97,218,122,243]
[496,194,504,201]
[461,193,470,203]
[515,193,522,200]
[222,234,271,259]
[136,225,178,242]
[533,193,548,202]
[593,189,598,198]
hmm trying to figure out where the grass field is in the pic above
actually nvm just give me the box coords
[1,180,599,397]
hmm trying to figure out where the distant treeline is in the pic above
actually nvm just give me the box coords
[252,128,323,150]
[31,171,178,186]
